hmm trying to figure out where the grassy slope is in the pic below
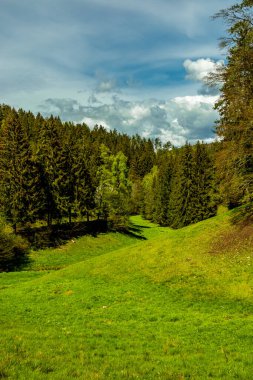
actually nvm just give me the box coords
[1,213,253,379]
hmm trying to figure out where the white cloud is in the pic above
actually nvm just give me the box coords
[40,94,218,146]
[81,117,111,131]
[183,58,224,81]
[173,95,218,108]
[130,105,150,120]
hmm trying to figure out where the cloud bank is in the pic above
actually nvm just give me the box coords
[41,93,218,146]
[39,57,221,146]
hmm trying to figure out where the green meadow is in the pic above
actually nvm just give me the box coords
[1,212,253,379]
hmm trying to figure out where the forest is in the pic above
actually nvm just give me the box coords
[0,0,252,270]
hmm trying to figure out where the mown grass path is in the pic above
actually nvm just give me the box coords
[1,214,253,379]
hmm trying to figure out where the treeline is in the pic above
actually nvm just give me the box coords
[0,0,252,268]
[0,105,151,230]
[0,104,217,234]
[141,142,217,228]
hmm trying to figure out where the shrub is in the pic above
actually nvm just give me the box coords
[0,216,29,271]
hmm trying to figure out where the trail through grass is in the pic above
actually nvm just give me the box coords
[1,213,253,379]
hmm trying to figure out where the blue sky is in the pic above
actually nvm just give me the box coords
[0,0,235,145]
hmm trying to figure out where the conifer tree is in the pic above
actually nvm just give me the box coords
[0,109,44,229]
[55,122,76,223]
[168,144,197,228]
[110,151,132,227]
[37,116,65,225]
[95,144,114,221]
[72,126,95,221]
[212,0,253,207]
[154,153,174,226]
[194,142,217,221]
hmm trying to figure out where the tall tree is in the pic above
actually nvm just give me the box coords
[95,145,131,228]
[37,116,65,225]
[110,151,132,227]
[212,0,253,207]
[72,125,95,221]
[154,152,174,226]
[0,109,44,230]
[141,166,158,220]
[194,142,217,222]
[168,144,197,228]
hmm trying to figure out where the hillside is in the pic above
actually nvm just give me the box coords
[1,212,253,379]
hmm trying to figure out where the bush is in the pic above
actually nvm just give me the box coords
[0,216,29,271]
[231,201,253,226]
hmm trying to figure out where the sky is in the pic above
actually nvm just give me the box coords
[0,0,236,145]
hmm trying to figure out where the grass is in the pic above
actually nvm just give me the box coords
[1,212,253,379]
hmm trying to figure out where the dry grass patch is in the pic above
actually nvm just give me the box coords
[210,223,253,255]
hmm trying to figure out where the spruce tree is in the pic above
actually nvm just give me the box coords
[0,109,44,229]
[95,144,114,221]
[168,144,197,228]
[212,0,253,207]
[37,116,65,225]
[110,151,132,227]
[154,153,174,226]
[72,127,95,222]
[194,142,217,222]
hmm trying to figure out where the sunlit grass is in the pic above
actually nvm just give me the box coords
[1,212,253,379]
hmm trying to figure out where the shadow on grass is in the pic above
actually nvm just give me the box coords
[20,220,109,250]
[20,219,148,251]
[1,219,148,272]
[2,221,108,272]
[118,225,147,240]
[116,219,151,240]
[0,252,30,273]
[131,224,151,230]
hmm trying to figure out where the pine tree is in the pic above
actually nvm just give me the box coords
[212,0,253,207]
[110,151,132,227]
[95,144,114,221]
[154,153,174,226]
[129,136,155,179]
[194,142,217,222]
[168,144,197,228]
[37,116,65,225]
[0,109,44,230]
[72,126,95,221]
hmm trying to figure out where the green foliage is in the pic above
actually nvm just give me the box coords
[142,143,217,228]
[37,116,66,224]
[193,142,217,221]
[212,0,253,208]
[141,166,158,220]
[110,151,132,228]
[0,108,44,228]
[96,145,132,228]
[170,143,198,228]
[0,104,218,232]
[129,135,155,179]
[154,152,174,226]
[0,215,29,271]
